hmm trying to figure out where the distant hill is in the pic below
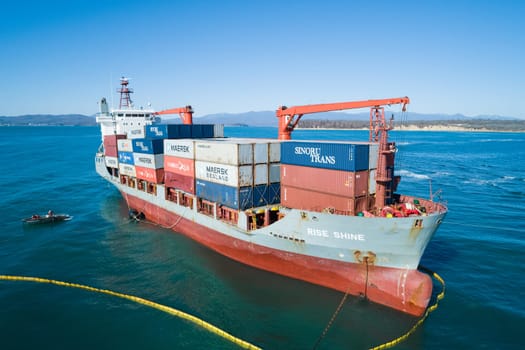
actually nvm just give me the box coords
[1,112,523,131]
[0,114,96,126]
[193,111,521,127]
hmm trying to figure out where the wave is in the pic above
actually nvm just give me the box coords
[463,176,517,186]
[477,138,522,143]
[396,169,430,180]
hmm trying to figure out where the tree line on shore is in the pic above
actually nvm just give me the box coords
[297,119,525,131]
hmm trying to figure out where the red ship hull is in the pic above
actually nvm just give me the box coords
[124,192,432,316]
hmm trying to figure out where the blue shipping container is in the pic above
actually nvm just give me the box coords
[118,151,134,165]
[267,183,281,205]
[196,179,253,210]
[132,138,164,154]
[192,124,215,138]
[281,141,369,171]
[145,124,192,139]
[253,184,269,207]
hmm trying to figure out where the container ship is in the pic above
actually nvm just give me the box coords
[95,78,447,316]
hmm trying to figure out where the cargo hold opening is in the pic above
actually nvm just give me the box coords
[247,207,283,231]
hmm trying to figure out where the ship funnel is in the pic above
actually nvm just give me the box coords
[100,98,109,114]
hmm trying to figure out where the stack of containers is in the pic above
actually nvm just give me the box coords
[193,139,281,210]
[112,122,225,195]
[280,141,373,215]
[117,138,136,177]
[195,139,254,210]
[113,124,221,186]
[132,138,164,183]
[251,140,270,207]
[268,141,281,205]
[103,134,126,170]
[164,139,196,194]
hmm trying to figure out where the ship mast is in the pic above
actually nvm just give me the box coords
[369,107,396,211]
[117,77,133,109]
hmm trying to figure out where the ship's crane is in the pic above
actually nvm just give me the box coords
[154,106,194,125]
[276,97,409,140]
[276,97,410,211]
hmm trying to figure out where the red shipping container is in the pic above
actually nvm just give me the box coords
[282,185,368,215]
[164,155,195,177]
[104,145,118,157]
[164,171,195,194]
[136,166,164,184]
[281,164,368,197]
[103,134,126,148]
[104,134,126,157]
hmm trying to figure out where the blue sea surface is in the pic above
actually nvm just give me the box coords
[0,126,523,349]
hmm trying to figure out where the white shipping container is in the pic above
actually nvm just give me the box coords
[254,164,268,185]
[119,163,137,177]
[369,143,379,169]
[213,124,224,138]
[133,153,164,169]
[369,169,376,194]
[127,127,146,139]
[117,139,134,152]
[253,142,269,164]
[225,138,270,163]
[105,156,119,168]
[195,140,253,165]
[195,160,252,187]
[164,139,195,159]
[100,125,117,137]
[269,141,281,162]
[269,163,280,183]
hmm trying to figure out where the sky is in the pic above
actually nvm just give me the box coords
[1,0,524,118]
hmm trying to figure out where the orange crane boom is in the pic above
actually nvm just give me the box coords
[275,97,409,140]
[154,105,194,125]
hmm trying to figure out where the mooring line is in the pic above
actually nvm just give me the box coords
[313,258,370,350]
[0,275,261,350]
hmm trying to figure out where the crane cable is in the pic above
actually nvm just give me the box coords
[0,275,261,350]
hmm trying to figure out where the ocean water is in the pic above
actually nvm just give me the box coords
[0,126,523,350]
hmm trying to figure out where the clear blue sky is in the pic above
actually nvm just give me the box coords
[1,0,524,118]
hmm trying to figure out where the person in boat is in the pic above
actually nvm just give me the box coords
[32,214,40,219]
[47,210,54,217]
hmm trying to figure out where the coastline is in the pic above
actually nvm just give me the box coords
[296,125,525,133]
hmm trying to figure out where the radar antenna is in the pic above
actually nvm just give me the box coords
[118,77,133,108]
